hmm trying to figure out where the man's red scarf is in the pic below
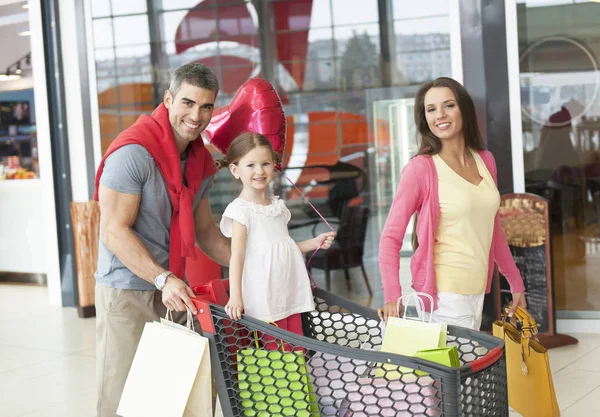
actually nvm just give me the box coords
[93,103,217,279]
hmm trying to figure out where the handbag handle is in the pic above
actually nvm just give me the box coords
[502,304,538,338]
[396,292,434,323]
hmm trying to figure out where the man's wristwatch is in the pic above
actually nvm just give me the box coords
[154,270,172,290]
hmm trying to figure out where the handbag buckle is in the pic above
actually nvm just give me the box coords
[521,351,529,376]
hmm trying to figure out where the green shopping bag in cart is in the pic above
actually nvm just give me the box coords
[237,329,319,416]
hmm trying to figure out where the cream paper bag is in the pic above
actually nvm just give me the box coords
[118,309,212,417]
[377,293,446,378]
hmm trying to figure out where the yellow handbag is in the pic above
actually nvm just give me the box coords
[493,306,560,417]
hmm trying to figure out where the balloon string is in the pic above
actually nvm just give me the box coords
[279,169,335,290]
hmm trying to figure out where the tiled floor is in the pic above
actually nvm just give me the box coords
[1,283,599,417]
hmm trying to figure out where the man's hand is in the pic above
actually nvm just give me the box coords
[509,292,527,316]
[377,301,401,322]
[225,294,244,321]
[162,275,197,314]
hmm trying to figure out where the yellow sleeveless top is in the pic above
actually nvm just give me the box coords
[432,149,500,294]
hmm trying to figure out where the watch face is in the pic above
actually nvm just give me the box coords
[156,275,166,289]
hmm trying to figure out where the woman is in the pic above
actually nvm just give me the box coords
[377,77,526,330]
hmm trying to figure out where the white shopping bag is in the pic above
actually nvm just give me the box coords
[117,309,212,417]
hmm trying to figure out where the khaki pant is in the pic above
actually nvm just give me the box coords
[95,284,198,417]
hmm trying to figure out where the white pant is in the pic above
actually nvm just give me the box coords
[417,292,485,331]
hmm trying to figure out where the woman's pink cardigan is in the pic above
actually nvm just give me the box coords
[378,150,525,311]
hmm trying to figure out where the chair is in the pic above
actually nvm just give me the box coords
[287,161,367,231]
[306,205,372,296]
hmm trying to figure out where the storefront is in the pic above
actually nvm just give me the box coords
[516,0,600,325]
[12,0,598,329]
[0,0,61,304]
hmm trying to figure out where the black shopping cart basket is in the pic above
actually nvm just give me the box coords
[192,280,508,417]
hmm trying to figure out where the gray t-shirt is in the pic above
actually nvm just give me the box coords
[95,144,214,290]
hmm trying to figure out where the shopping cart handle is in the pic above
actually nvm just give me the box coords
[191,279,230,335]
[192,279,230,305]
[469,346,503,373]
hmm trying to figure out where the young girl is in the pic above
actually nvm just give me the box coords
[216,132,335,336]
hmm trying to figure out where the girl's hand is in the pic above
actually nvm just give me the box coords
[377,301,401,323]
[315,231,336,250]
[509,292,527,316]
[225,295,244,321]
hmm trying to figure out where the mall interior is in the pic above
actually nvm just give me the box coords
[2,0,600,416]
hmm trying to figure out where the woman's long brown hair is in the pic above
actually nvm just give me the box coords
[411,77,486,250]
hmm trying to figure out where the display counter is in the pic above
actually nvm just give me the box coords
[0,178,48,275]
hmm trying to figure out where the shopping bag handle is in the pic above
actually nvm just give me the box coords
[396,292,434,323]
[252,322,287,352]
[164,307,195,333]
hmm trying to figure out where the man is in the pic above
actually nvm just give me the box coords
[93,63,230,417]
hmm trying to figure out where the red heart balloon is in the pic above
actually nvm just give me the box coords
[204,78,287,162]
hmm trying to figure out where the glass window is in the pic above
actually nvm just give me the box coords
[91,0,111,18]
[334,24,380,57]
[518,0,600,313]
[87,0,454,307]
[301,59,336,92]
[307,28,334,60]
[110,0,147,16]
[112,15,150,47]
[392,0,449,19]
[92,19,114,49]
[307,0,332,29]
[331,0,379,25]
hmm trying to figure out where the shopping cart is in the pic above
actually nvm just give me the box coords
[193,280,508,417]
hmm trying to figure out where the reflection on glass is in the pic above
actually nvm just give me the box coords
[307,28,334,60]
[302,59,336,92]
[336,29,381,93]
[371,98,418,239]
[393,20,451,85]
[334,24,380,57]
[519,1,600,312]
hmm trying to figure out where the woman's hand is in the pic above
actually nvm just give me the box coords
[509,292,527,316]
[314,231,336,250]
[377,301,401,322]
[225,295,244,321]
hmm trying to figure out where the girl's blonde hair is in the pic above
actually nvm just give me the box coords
[215,132,281,170]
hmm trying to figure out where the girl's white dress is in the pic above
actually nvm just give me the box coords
[220,196,316,322]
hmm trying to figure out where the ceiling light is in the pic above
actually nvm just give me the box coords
[18,30,31,36]
[22,3,29,9]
